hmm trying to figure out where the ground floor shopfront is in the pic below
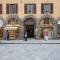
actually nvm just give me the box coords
[0,15,60,40]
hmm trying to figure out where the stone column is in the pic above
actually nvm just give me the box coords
[35,21,40,39]
[19,20,24,40]
[53,21,57,39]
[3,30,7,40]
[19,25,24,40]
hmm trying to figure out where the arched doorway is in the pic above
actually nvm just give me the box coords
[5,16,20,40]
[24,18,36,38]
[39,15,54,39]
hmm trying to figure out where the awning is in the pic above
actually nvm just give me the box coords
[4,26,18,30]
[6,24,20,27]
[40,24,53,28]
[4,24,20,30]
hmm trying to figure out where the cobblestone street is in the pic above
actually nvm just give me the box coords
[0,41,60,60]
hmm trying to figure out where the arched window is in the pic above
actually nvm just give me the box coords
[44,17,49,24]
[40,17,50,25]
[8,18,18,25]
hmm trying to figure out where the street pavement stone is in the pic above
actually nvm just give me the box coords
[0,43,60,60]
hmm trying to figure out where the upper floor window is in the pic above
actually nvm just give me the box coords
[41,3,53,14]
[0,4,2,14]
[24,4,36,14]
[6,4,18,14]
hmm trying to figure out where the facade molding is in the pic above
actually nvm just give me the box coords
[6,15,21,25]
[23,15,38,23]
[39,14,54,24]
[22,15,38,39]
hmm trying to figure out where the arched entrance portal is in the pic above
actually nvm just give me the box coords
[5,16,20,40]
[39,16,54,39]
[24,18,36,38]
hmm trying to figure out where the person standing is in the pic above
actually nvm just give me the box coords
[24,32,27,41]
[44,31,48,40]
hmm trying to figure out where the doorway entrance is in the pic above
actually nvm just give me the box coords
[25,25,34,38]
[40,27,53,39]
[40,16,54,39]
[24,18,36,38]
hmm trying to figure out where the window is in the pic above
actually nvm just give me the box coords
[24,4,36,14]
[41,3,53,14]
[6,4,18,14]
[44,18,49,24]
[8,18,18,25]
[0,4,2,14]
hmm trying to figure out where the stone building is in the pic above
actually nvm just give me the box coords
[0,0,60,40]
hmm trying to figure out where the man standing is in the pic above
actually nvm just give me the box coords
[24,32,27,41]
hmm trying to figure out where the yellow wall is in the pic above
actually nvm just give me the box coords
[0,0,60,19]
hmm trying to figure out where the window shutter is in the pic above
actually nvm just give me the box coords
[6,4,9,14]
[51,3,53,13]
[16,4,18,13]
[0,4,2,14]
[34,4,36,14]
[41,4,44,14]
[24,4,27,14]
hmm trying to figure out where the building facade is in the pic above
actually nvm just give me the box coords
[0,0,60,40]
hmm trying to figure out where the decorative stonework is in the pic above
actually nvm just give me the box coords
[2,14,59,39]
[6,15,22,25]
[38,15,55,39]
[22,15,38,39]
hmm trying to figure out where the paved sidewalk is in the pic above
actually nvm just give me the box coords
[0,39,60,44]
[0,44,60,60]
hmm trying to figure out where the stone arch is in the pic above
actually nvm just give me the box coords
[39,15,54,24]
[23,15,38,32]
[23,15,38,38]
[6,15,21,25]
[5,15,23,39]
[38,15,55,39]
[24,18,36,25]
[23,15,37,23]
